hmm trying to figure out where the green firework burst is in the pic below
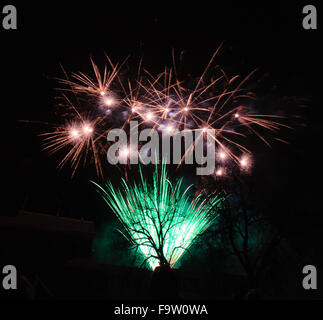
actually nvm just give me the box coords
[92,164,224,270]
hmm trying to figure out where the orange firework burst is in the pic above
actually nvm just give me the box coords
[41,48,290,178]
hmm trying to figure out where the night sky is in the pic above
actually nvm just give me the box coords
[2,2,322,262]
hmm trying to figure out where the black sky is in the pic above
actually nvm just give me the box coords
[2,1,322,252]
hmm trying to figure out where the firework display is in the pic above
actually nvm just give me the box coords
[92,162,224,270]
[5,1,320,301]
[35,48,294,271]
[41,48,288,178]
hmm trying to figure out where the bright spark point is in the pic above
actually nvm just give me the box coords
[202,127,207,133]
[166,125,173,133]
[219,151,226,160]
[100,91,105,96]
[240,158,248,167]
[83,125,93,134]
[120,147,129,157]
[146,112,153,120]
[183,107,188,112]
[234,113,239,118]
[216,169,223,176]
[104,97,114,106]
[70,129,79,138]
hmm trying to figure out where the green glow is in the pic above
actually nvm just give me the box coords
[92,164,224,270]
